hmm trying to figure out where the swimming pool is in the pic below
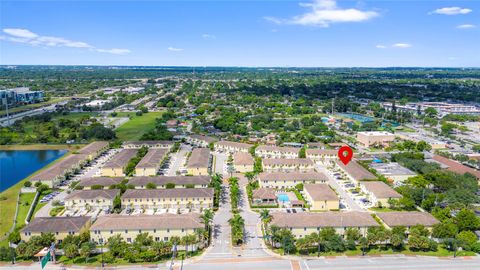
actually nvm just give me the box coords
[277,193,290,203]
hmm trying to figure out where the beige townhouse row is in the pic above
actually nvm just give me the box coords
[121,188,214,210]
[258,171,328,189]
[262,158,315,172]
[255,145,300,159]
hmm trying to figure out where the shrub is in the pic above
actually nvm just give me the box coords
[23,181,32,187]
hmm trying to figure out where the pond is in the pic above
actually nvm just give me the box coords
[0,150,67,192]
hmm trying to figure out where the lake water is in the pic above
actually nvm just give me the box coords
[0,150,67,192]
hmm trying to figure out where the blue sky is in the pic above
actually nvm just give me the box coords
[0,0,479,67]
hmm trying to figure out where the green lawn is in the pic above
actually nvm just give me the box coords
[115,112,162,141]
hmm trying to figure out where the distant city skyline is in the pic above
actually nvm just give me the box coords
[0,0,479,67]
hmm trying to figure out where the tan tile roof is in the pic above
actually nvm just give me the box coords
[136,149,169,169]
[30,154,88,181]
[233,152,254,166]
[103,149,138,169]
[270,212,379,228]
[252,188,277,200]
[376,212,440,227]
[215,141,252,149]
[263,158,314,166]
[186,148,210,168]
[336,160,377,181]
[129,176,211,186]
[22,216,90,233]
[91,213,203,230]
[360,181,402,199]
[77,141,109,155]
[306,149,338,156]
[258,171,327,182]
[65,189,120,200]
[432,155,480,179]
[78,177,124,187]
[121,188,214,199]
[304,184,338,201]
[256,145,300,154]
[123,141,174,147]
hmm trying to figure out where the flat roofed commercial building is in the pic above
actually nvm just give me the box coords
[369,162,416,184]
[335,160,377,183]
[21,216,91,243]
[270,212,379,238]
[214,141,252,153]
[186,135,217,147]
[135,149,169,176]
[304,184,339,211]
[101,149,138,177]
[376,212,440,230]
[77,177,124,189]
[262,158,314,172]
[360,181,402,207]
[65,189,120,211]
[255,146,300,159]
[356,131,395,147]
[90,213,203,244]
[186,148,211,176]
[121,188,214,210]
[233,152,254,173]
[123,141,174,149]
[258,171,327,189]
[128,176,210,189]
[30,154,88,188]
[78,141,109,160]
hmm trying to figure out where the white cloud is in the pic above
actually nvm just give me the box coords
[265,0,379,27]
[168,47,184,52]
[392,43,412,48]
[375,44,386,49]
[96,48,131,55]
[202,34,216,39]
[1,28,130,55]
[431,7,472,15]
[457,24,476,29]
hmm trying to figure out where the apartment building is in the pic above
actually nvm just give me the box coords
[186,135,218,147]
[123,140,174,150]
[77,141,110,161]
[101,149,138,177]
[64,189,120,211]
[359,181,402,207]
[186,148,211,176]
[30,154,88,188]
[335,160,377,183]
[90,213,203,244]
[262,158,315,172]
[258,172,328,189]
[269,212,379,238]
[306,149,338,163]
[376,212,440,231]
[135,149,169,176]
[121,188,214,210]
[214,141,252,153]
[303,184,339,211]
[128,176,210,189]
[77,177,124,189]
[255,146,300,159]
[21,216,91,243]
[233,152,254,173]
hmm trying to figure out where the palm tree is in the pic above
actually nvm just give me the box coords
[201,209,214,244]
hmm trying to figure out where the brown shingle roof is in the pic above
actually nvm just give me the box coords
[258,172,327,182]
[189,135,217,144]
[186,148,210,168]
[252,188,277,200]
[336,160,377,181]
[121,188,214,199]
[136,149,169,169]
[78,177,124,188]
[123,141,174,147]
[103,149,138,169]
[376,212,439,227]
[77,141,109,155]
[263,158,314,166]
[233,152,254,166]
[432,155,480,179]
[128,176,211,186]
[306,149,337,156]
[30,154,87,181]
[22,216,90,233]
[304,184,338,201]
[270,212,379,228]
[215,141,252,149]
[360,181,402,199]
[65,189,120,200]
[256,145,300,154]
[91,213,203,230]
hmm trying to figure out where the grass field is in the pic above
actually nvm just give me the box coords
[115,112,162,141]
[0,97,68,117]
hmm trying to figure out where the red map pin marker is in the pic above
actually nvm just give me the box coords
[338,145,353,165]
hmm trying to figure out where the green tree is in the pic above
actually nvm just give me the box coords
[64,243,79,259]
[454,209,480,232]
[146,182,157,189]
[456,231,478,251]
[79,242,95,263]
